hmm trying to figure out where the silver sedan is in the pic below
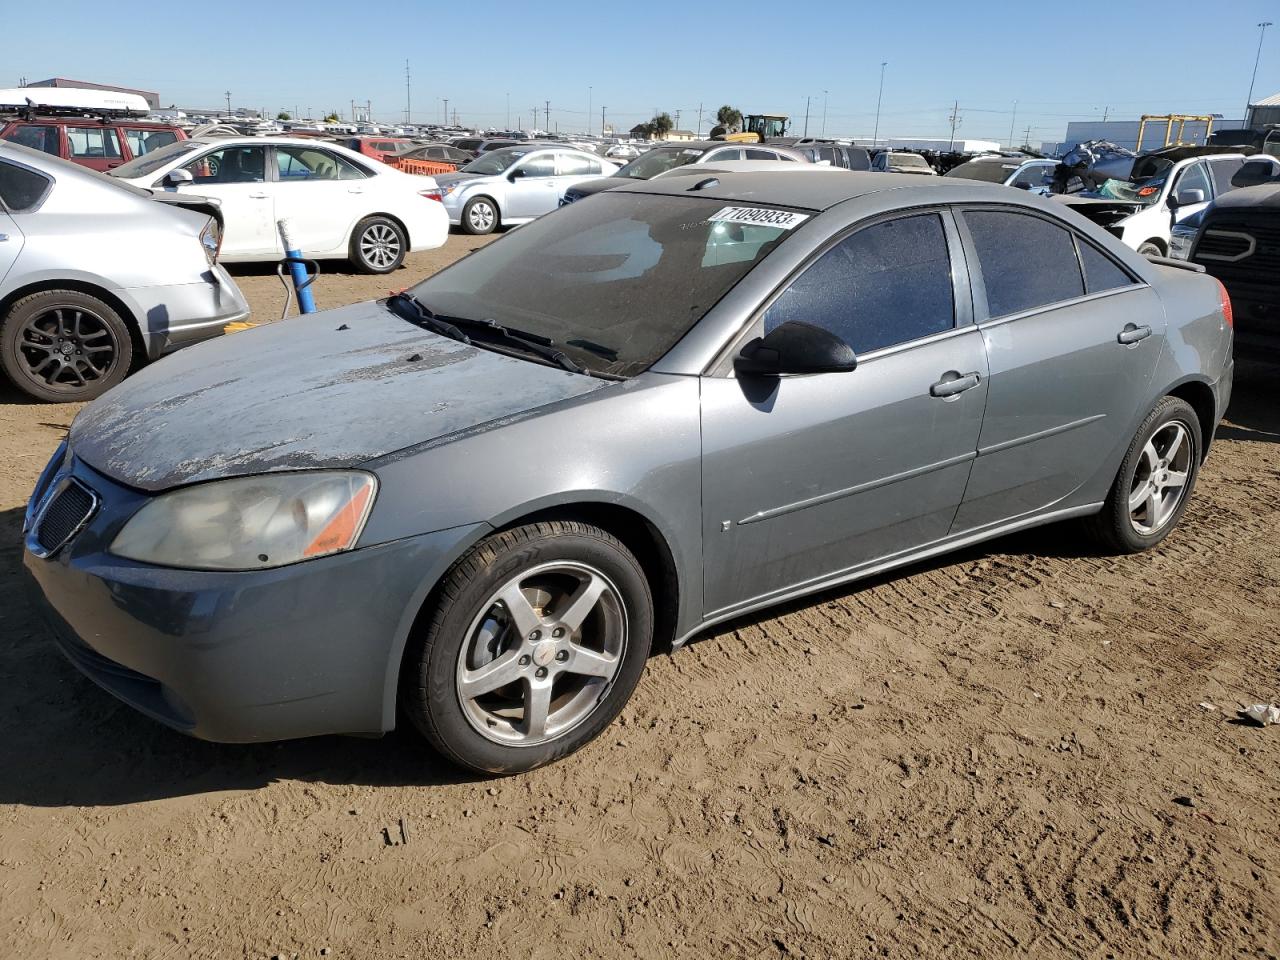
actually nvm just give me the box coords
[436,146,619,234]
[0,142,249,401]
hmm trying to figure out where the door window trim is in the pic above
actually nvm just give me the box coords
[707,205,975,377]
[953,203,1147,328]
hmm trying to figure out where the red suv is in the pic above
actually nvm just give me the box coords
[0,117,187,171]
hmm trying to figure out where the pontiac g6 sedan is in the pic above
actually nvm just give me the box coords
[24,171,1233,774]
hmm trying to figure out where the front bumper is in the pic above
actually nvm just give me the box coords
[124,264,251,361]
[22,456,484,743]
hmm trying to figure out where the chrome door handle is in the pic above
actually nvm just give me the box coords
[930,371,982,398]
[347,188,364,194]
[248,192,269,199]
[1118,324,1152,345]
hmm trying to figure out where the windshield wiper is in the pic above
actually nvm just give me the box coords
[386,292,470,344]
[388,293,588,375]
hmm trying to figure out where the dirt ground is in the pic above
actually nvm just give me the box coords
[1,237,1278,959]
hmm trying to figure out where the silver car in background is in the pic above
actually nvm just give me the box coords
[436,146,619,234]
[0,142,249,401]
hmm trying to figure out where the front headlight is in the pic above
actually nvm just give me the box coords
[110,471,377,571]
[441,182,464,197]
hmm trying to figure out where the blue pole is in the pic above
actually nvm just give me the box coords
[277,219,316,314]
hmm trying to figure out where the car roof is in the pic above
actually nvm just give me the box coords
[610,169,968,210]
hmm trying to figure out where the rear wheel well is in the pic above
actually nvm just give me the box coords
[1167,381,1216,460]
[0,280,146,366]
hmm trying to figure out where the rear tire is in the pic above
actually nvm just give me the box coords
[349,215,407,274]
[460,196,499,235]
[403,521,653,774]
[1084,396,1201,553]
[0,290,133,403]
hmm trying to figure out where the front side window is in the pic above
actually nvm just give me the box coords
[410,192,800,377]
[515,154,556,178]
[276,146,365,180]
[124,128,178,157]
[184,145,267,183]
[461,147,529,175]
[0,159,53,212]
[1173,162,1212,200]
[1010,163,1056,190]
[763,214,955,354]
[964,210,1084,317]
[66,127,121,160]
[2,124,60,155]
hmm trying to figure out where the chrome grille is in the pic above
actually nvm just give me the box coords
[34,479,97,557]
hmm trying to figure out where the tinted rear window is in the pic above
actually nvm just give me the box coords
[964,210,1084,317]
[0,159,53,212]
[1077,240,1135,294]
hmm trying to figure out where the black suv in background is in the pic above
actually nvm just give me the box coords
[1192,168,1280,354]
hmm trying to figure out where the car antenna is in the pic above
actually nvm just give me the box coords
[688,177,720,191]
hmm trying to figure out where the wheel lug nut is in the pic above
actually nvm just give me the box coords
[535,667,548,679]
[529,630,541,642]
[555,650,568,662]
[552,627,565,638]
[518,655,531,666]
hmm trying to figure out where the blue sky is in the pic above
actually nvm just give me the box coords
[7,0,1278,144]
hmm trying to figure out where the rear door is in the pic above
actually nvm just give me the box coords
[270,145,369,255]
[952,207,1163,531]
[0,158,46,284]
[700,210,988,616]
[64,125,124,171]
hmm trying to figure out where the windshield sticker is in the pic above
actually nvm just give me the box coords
[709,206,810,230]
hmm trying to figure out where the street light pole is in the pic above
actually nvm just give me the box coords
[1246,21,1273,122]
[1008,99,1017,149]
[225,90,232,116]
[803,95,810,138]
[588,86,593,136]
[872,62,887,148]
[821,89,828,137]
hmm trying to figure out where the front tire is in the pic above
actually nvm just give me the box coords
[349,216,407,274]
[403,521,653,774]
[0,290,133,403]
[460,196,499,235]
[1085,396,1201,553]
[1137,240,1164,258]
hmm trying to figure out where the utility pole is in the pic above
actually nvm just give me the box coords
[821,90,828,137]
[674,109,681,132]
[601,105,607,136]
[803,95,810,137]
[506,92,510,130]
[1008,100,1017,149]
[405,60,411,125]
[443,98,449,128]
[588,86,593,136]
[947,100,961,151]
[696,102,703,138]
[224,90,232,116]
[1102,105,1110,122]
[545,100,551,132]
[1022,125,1032,150]
[872,62,887,148]
[1246,22,1273,122]
[532,105,538,132]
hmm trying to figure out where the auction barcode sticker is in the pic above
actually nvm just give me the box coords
[709,206,810,230]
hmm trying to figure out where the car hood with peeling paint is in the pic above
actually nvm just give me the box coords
[68,300,612,492]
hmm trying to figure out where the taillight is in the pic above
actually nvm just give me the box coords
[1215,278,1233,328]
[419,190,443,203]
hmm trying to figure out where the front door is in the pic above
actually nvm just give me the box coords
[953,207,1165,532]
[504,153,560,220]
[700,211,988,617]
[1169,160,1214,225]
[169,144,277,258]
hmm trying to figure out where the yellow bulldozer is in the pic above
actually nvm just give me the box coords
[709,113,790,143]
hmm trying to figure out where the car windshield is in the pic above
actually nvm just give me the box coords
[945,159,1021,183]
[891,154,931,170]
[615,148,704,180]
[409,192,805,377]
[462,148,532,175]
[1098,175,1167,205]
[110,140,198,178]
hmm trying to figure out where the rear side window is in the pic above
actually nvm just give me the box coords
[1077,240,1134,294]
[1208,158,1246,195]
[3,124,60,155]
[764,213,955,353]
[123,128,178,157]
[964,210,1084,317]
[0,159,53,212]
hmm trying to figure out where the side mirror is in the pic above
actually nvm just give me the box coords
[508,166,527,180]
[734,321,857,377]
[164,168,194,187]
[1170,188,1205,209]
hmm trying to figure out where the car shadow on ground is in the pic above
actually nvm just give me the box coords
[1217,358,1280,444]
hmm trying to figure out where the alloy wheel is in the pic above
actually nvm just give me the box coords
[359,223,402,270]
[17,306,117,393]
[468,201,495,232]
[1128,421,1192,535]
[456,561,627,747]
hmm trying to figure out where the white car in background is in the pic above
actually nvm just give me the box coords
[109,137,448,273]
